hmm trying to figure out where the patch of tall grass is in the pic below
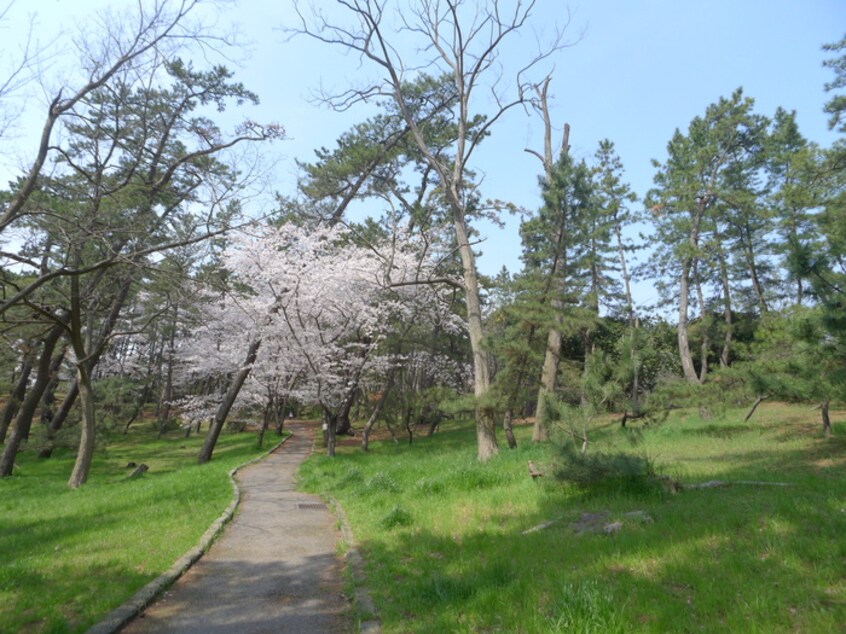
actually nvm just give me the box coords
[300,403,846,633]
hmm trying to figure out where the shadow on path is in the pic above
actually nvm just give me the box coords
[122,423,350,633]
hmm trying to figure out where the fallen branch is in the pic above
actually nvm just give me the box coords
[683,479,793,490]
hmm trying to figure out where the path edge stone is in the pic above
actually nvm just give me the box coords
[85,434,290,634]
[327,495,382,634]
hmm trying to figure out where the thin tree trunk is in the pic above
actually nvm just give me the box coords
[742,224,769,314]
[257,396,271,449]
[38,381,80,459]
[678,258,699,382]
[502,410,517,449]
[39,345,67,429]
[693,259,709,383]
[403,406,413,445]
[124,380,153,433]
[533,120,570,444]
[0,348,34,444]
[198,338,261,464]
[0,326,64,476]
[744,395,766,422]
[384,417,399,444]
[614,214,640,415]
[157,303,178,438]
[453,209,497,460]
[716,241,733,368]
[822,400,832,438]
[362,379,393,452]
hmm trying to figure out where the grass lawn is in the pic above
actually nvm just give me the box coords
[0,425,279,633]
[299,402,846,633]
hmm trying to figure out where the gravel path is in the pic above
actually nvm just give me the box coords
[122,423,350,633]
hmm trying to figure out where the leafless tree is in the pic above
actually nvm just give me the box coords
[287,0,577,460]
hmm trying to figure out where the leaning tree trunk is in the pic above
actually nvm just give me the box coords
[38,381,80,459]
[0,325,64,477]
[0,349,34,444]
[198,338,262,464]
[39,345,67,429]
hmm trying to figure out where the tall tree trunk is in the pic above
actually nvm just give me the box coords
[453,209,497,460]
[157,303,178,438]
[197,338,261,464]
[716,241,733,368]
[534,325,560,442]
[693,260,709,383]
[67,364,96,489]
[678,258,699,382]
[614,217,640,416]
[533,120,570,443]
[66,276,133,486]
[742,223,769,314]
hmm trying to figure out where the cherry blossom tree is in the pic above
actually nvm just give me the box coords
[184,222,463,460]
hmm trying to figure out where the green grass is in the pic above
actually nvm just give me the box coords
[299,403,846,633]
[0,425,278,633]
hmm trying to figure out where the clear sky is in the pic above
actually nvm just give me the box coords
[2,0,844,309]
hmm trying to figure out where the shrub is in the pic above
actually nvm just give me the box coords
[554,444,659,496]
[381,505,414,529]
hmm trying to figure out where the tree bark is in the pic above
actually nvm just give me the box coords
[0,346,34,444]
[822,400,832,438]
[502,410,517,449]
[197,338,262,464]
[716,239,733,368]
[533,118,570,443]
[693,260,709,383]
[67,364,96,489]
[744,395,766,422]
[362,379,393,452]
[157,303,178,438]
[453,208,497,460]
[677,258,699,382]
[38,381,79,459]
[0,325,64,476]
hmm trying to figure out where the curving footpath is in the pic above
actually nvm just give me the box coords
[115,422,352,633]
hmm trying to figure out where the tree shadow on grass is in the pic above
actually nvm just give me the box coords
[346,430,846,633]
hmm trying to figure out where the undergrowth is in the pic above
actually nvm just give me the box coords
[300,403,846,633]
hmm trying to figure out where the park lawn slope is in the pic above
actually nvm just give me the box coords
[299,402,846,633]
[0,427,276,633]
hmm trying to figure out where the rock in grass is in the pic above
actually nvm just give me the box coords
[127,463,149,479]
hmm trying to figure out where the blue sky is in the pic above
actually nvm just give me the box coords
[2,1,844,307]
